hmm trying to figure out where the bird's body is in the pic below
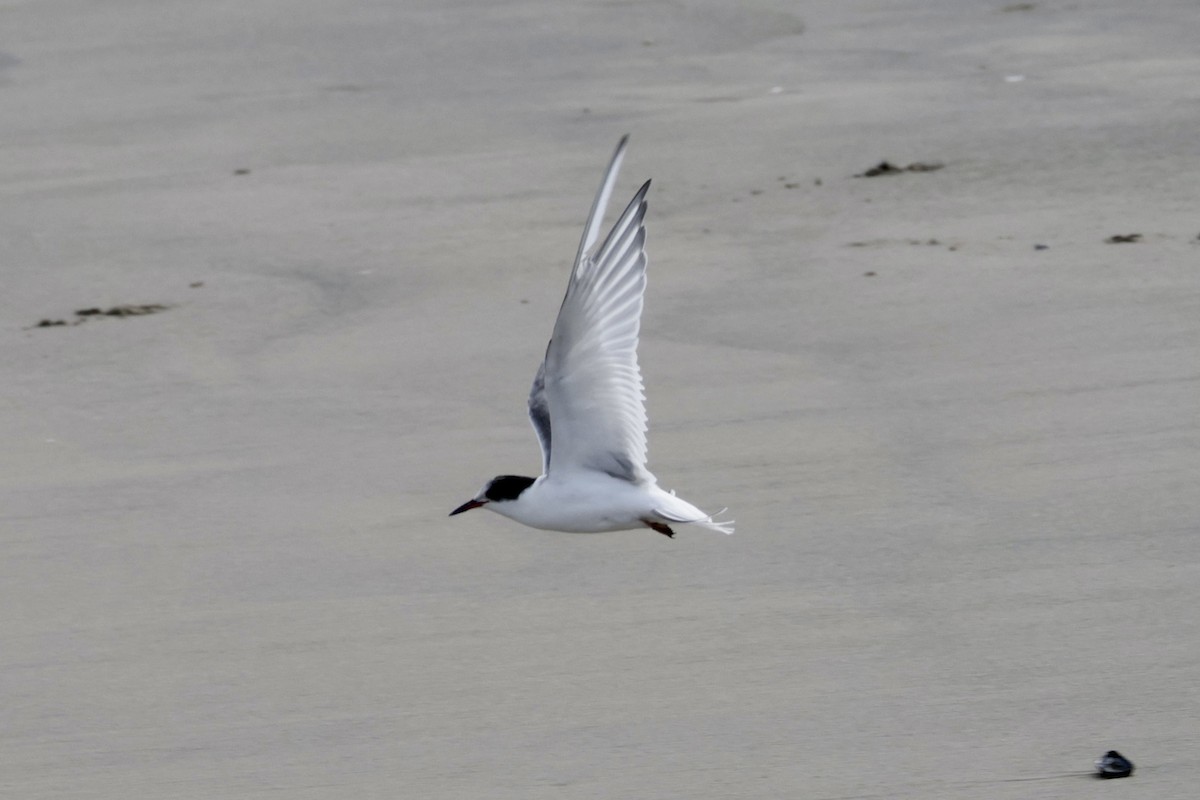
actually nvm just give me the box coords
[450,137,733,538]
[481,473,721,534]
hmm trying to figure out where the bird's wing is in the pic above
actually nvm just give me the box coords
[527,137,655,484]
[528,136,629,474]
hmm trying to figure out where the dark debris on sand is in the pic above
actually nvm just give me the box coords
[1095,750,1134,779]
[855,160,944,178]
[75,304,170,318]
[29,304,171,330]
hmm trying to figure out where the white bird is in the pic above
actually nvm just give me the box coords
[450,136,733,538]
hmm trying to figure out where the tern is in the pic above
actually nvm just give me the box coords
[450,136,733,538]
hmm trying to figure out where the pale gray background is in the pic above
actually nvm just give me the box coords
[3,1,1199,797]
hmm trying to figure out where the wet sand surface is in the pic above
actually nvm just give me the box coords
[4,1,1199,797]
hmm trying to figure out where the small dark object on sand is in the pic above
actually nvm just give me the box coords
[1096,750,1134,779]
[101,304,169,317]
[75,304,169,318]
[31,304,170,330]
[1105,233,1142,244]
[857,161,903,177]
[855,160,944,178]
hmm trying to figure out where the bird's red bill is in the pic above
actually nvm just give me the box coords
[449,499,486,516]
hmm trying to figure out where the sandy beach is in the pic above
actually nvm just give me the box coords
[4,1,1199,797]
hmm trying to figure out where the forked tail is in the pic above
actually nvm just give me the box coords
[654,492,735,535]
[687,509,735,535]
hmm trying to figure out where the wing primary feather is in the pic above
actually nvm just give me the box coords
[592,181,650,269]
[572,135,630,275]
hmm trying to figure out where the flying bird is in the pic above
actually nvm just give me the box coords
[450,137,733,538]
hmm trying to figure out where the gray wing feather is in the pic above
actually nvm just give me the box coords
[527,361,552,473]
[572,135,629,279]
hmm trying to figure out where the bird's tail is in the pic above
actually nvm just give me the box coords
[685,512,735,535]
[654,490,735,535]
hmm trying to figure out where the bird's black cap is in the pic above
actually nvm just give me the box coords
[484,475,536,502]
